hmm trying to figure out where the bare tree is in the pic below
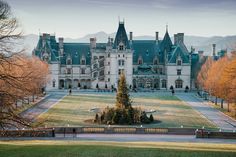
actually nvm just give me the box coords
[0,0,49,129]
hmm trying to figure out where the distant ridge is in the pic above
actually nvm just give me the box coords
[23,32,236,56]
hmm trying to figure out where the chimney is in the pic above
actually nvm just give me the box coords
[90,38,96,49]
[58,37,64,56]
[129,32,133,41]
[198,50,204,60]
[59,37,64,49]
[155,32,159,41]
[212,44,216,57]
[174,33,184,45]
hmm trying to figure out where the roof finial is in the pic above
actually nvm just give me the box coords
[166,23,168,32]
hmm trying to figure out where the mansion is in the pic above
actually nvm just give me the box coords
[33,22,195,90]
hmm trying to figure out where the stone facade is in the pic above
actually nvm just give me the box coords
[33,22,193,91]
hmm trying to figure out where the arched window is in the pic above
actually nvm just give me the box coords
[175,79,183,88]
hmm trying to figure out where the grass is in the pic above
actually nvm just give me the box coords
[37,92,216,129]
[0,140,236,157]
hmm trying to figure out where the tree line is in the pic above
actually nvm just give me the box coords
[197,52,236,117]
[0,0,49,129]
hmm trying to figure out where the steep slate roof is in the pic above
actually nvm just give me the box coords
[159,31,172,52]
[113,22,130,49]
[62,43,91,65]
[132,40,157,64]
[168,44,190,64]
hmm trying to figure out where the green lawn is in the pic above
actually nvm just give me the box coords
[0,141,235,157]
[37,92,216,129]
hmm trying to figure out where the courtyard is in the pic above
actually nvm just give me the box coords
[36,92,216,129]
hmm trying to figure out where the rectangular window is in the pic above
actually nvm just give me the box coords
[118,69,124,75]
[81,59,86,65]
[177,69,181,75]
[52,81,55,87]
[81,68,85,74]
[159,68,163,75]
[177,60,182,65]
[67,68,72,74]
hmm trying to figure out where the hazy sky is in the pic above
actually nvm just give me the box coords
[7,0,236,38]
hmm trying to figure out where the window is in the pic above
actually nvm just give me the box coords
[118,54,120,57]
[154,67,158,73]
[52,80,55,87]
[159,68,163,75]
[177,59,182,66]
[108,71,110,74]
[67,59,72,65]
[108,53,110,57]
[123,54,125,57]
[118,69,124,75]
[93,63,98,69]
[119,45,124,50]
[93,72,98,78]
[67,68,72,74]
[108,78,110,82]
[108,62,110,65]
[175,80,183,88]
[161,80,167,88]
[153,59,158,65]
[118,60,125,66]
[99,70,104,76]
[81,68,85,74]
[177,69,181,75]
[138,59,142,65]
[81,59,86,65]
[99,60,104,67]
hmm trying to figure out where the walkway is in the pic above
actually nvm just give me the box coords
[176,93,236,131]
[21,92,66,121]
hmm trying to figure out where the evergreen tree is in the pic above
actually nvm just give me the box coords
[116,73,132,109]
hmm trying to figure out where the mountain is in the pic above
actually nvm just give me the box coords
[22,32,236,56]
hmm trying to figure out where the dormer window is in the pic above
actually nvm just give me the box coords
[119,45,124,50]
[81,59,86,65]
[118,42,124,51]
[138,56,143,65]
[81,55,86,65]
[153,58,158,65]
[67,58,72,65]
[177,59,182,65]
